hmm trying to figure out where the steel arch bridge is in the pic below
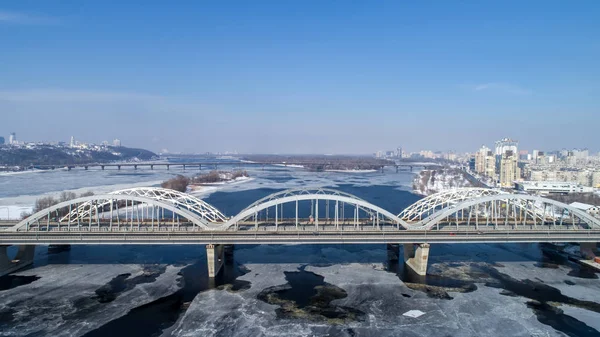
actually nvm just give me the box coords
[219,188,409,230]
[60,187,227,224]
[398,188,506,222]
[3,187,600,236]
[10,194,211,232]
[410,193,600,231]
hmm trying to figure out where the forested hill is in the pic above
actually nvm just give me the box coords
[0,145,157,167]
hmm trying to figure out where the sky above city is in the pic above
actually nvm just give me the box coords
[1,1,599,154]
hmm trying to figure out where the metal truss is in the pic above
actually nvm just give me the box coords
[410,194,600,231]
[8,187,600,234]
[10,194,209,232]
[398,188,506,221]
[60,187,227,224]
[220,187,410,230]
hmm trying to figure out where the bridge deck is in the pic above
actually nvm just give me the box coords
[1,229,599,245]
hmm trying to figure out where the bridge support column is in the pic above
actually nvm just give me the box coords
[224,244,234,264]
[403,243,429,276]
[101,166,104,170]
[0,245,35,277]
[206,244,224,278]
[580,242,598,259]
[387,243,400,262]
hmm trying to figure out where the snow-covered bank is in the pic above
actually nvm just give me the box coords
[0,205,33,220]
[0,179,164,218]
[188,176,255,197]
[413,168,474,196]
[0,169,62,176]
[273,164,304,168]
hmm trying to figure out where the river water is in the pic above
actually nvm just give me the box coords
[0,165,599,336]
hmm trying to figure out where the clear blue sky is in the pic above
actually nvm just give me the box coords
[1,1,598,154]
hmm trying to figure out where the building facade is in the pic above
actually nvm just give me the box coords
[499,150,520,187]
[515,181,594,194]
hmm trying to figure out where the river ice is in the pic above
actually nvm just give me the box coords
[165,243,599,337]
[0,264,183,337]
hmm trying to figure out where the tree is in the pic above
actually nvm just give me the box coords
[161,175,190,192]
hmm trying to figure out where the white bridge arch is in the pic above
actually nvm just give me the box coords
[60,187,227,224]
[398,188,506,222]
[220,188,410,230]
[409,194,600,231]
[11,194,211,232]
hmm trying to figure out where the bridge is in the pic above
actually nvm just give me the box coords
[1,187,598,277]
[26,160,435,172]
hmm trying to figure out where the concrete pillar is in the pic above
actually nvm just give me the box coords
[387,243,400,262]
[580,242,598,259]
[404,243,430,276]
[0,245,35,277]
[224,244,234,265]
[206,244,224,278]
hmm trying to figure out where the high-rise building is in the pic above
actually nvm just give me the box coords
[70,136,75,148]
[113,139,122,147]
[474,146,490,174]
[474,145,496,180]
[0,136,4,145]
[8,132,16,145]
[396,146,403,158]
[495,138,518,156]
[499,150,520,187]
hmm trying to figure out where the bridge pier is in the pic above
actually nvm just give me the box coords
[134,165,137,170]
[166,164,170,170]
[0,245,35,277]
[206,244,224,278]
[403,243,430,276]
[117,165,121,170]
[580,242,598,259]
[150,165,154,170]
[387,243,400,261]
[101,165,105,170]
[84,166,88,170]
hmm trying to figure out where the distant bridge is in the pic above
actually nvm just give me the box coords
[26,161,438,172]
[1,187,598,277]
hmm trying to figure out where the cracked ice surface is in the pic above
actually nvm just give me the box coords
[166,244,582,337]
[0,264,183,337]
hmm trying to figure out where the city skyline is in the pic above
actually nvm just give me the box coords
[1,2,599,153]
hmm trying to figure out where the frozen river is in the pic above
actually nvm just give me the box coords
[0,166,599,336]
